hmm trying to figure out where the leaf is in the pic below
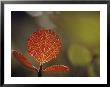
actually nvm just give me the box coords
[43,65,70,73]
[12,50,37,71]
[27,29,61,64]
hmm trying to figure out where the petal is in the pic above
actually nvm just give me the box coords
[12,50,37,71]
[43,65,70,73]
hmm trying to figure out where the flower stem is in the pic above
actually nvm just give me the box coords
[38,64,42,77]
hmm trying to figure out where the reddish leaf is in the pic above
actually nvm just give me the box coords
[43,65,70,73]
[12,50,37,71]
[27,29,61,64]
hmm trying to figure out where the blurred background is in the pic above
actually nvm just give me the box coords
[11,11,100,77]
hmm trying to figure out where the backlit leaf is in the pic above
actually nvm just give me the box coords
[12,50,37,71]
[43,65,70,73]
[27,29,61,64]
